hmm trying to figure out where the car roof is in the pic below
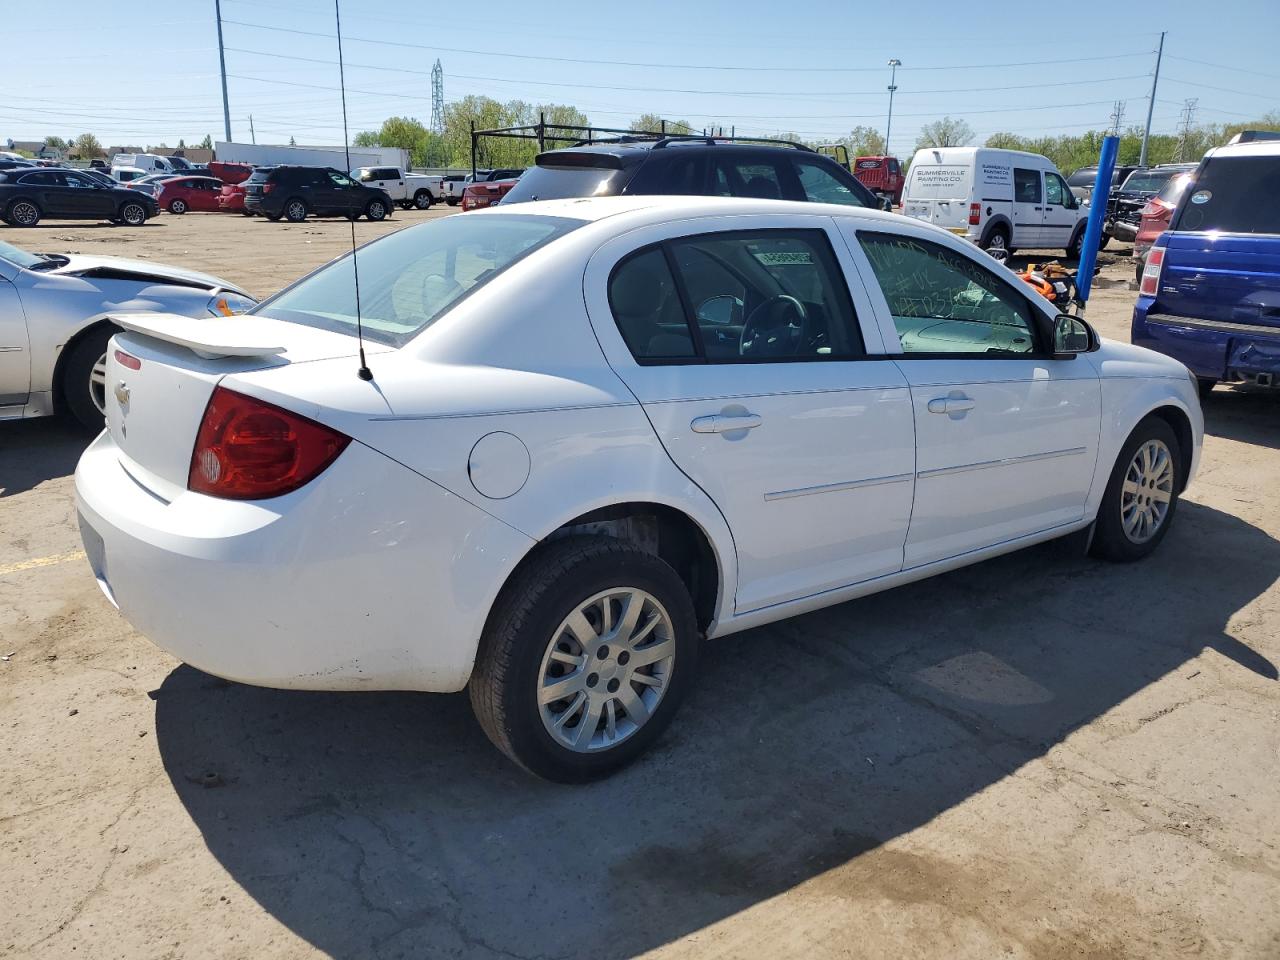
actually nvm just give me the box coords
[1204,140,1280,159]
[537,140,815,168]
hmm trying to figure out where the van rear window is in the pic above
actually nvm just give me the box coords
[1173,155,1280,235]
[907,165,969,199]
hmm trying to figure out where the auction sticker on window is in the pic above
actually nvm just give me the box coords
[753,251,813,265]
[1191,190,1212,204]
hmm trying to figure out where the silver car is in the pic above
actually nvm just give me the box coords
[0,240,255,429]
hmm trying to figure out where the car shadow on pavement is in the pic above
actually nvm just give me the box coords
[153,500,1277,960]
[1203,386,1280,451]
[0,419,91,497]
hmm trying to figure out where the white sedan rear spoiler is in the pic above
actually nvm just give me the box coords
[113,313,287,360]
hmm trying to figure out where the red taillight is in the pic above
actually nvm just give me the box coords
[968,202,981,225]
[114,349,141,370]
[1140,200,1161,218]
[262,182,274,194]
[188,387,350,500]
[1139,246,1165,297]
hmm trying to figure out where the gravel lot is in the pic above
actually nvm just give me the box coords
[2,209,1277,960]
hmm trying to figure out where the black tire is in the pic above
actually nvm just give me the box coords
[1098,233,1111,251]
[412,189,432,210]
[118,201,147,226]
[6,198,41,227]
[446,197,460,207]
[283,198,308,223]
[980,223,1010,257]
[365,198,388,221]
[61,325,115,431]
[240,208,253,217]
[265,211,282,221]
[1134,255,1146,284]
[1090,416,1182,562]
[168,198,187,214]
[1066,226,1085,259]
[469,536,700,782]
[1197,378,1217,400]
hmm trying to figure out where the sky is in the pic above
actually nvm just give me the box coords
[4,0,1278,157]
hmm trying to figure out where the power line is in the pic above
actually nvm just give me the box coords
[1164,55,1280,83]
[1162,75,1280,102]
[219,19,1145,75]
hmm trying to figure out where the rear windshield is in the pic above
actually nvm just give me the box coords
[502,164,630,203]
[906,164,970,199]
[253,214,584,347]
[1172,155,1280,235]
[1067,168,1096,187]
[1119,168,1182,193]
[1156,171,1193,204]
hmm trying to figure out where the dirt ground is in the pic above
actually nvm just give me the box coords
[1,209,1277,960]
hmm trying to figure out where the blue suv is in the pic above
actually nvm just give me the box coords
[1132,134,1280,397]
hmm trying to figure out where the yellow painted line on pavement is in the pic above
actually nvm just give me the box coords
[0,550,87,576]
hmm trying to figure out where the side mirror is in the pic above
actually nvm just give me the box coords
[1051,313,1096,358]
[696,295,744,326]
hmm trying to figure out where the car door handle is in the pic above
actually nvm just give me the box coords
[691,414,762,434]
[927,396,976,415]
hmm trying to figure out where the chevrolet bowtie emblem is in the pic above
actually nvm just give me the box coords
[114,381,130,407]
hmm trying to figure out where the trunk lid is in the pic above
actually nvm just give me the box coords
[1158,234,1280,328]
[902,163,971,230]
[103,313,383,498]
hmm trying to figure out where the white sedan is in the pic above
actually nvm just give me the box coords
[75,197,1202,781]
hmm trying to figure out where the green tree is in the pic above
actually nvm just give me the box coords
[916,116,974,149]
[44,136,69,153]
[177,138,186,149]
[629,113,692,136]
[838,125,885,156]
[71,133,104,159]
[289,136,297,146]
[199,134,213,150]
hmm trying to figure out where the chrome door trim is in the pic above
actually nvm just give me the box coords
[764,472,914,502]
[917,446,1087,480]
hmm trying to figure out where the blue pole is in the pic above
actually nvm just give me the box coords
[1075,134,1119,308]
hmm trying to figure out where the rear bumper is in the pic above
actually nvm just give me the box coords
[75,431,534,692]
[1110,220,1139,243]
[1132,305,1280,382]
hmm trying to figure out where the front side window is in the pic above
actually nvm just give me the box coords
[1045,172,1069,206]
[609,229,863,363]
[255,214,583,347]
[64,173,96,189]
[1014,168,1042,203]
[858,232,1038,355]
[329,171,355,187]
[793,159,864,206]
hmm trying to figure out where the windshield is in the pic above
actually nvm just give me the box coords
[503,165,628,203]
[0,240,46,270]
[1172,155,1280,235]
[1120,169,1181,193]
[254,214,584,347]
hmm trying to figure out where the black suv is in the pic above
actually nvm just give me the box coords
[243,165,394,223]
[500,137,877,208]
[0,167,157,227]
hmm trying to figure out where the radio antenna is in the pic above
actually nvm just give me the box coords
[334,0,373,382]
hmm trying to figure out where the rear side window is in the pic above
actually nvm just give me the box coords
[1014,168,1042,203]
[793,158,865,206]
[625,154,704,195]
[608,229,863,363]
[713,159,786,200]
[1173,155,1280,235]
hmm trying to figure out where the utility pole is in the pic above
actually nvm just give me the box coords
[884,58,901,155]
[1139,31,1165,167]
[249,115,256,145]
[1176,98,1199,161]
[215,0,231,143]
[1109,100,1126,136]
[430,59,444,136]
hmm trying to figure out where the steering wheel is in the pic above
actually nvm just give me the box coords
[739,295,808,357]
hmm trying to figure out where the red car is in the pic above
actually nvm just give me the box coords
[206,161,253,185]
[218,182,250,214]
[461,178,519,211]
[155,175,224,214]
[1133,170,1194,280]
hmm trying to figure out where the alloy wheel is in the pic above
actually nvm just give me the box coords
[537,587,676,753]
[1121,438,1174,543]
[286,200,307,221]
[121,203,146,225]
[90,353,108,415]
[11,201,38,226]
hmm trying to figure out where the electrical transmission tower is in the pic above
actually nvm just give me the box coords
[430,60,445,136]
[1109,100,1126,135]
[1176,98,1199,161]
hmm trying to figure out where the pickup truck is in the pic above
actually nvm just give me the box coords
[351,166,443,210]
[816,145,902,208]
[441,169,524,206]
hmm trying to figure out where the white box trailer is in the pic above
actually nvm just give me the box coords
[214,141,409,172]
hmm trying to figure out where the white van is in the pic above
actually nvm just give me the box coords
[110,153,174,174]
[901,147,1089,257]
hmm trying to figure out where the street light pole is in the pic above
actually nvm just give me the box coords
[885,58,901,156]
